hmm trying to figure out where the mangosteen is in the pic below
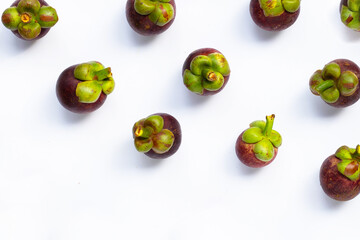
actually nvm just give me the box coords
[249,0,300,31]
[132,113,181,159]
[320,145,360,201]
[126,0,176,36]
[182,48,230,96]
[309,59,360,108]
[1,0,58,40]
[340,0,360,31]
[235,114,282,168]
[56,61,115,114]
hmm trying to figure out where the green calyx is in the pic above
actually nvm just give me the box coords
[341,1,360,31]
[133,115,175,154]
[134,0,174,26]
[74,62,115,103]
[1,0,58,40]
[335,145,360,181]
[183,53,230,95]
[309,62,359,103]
[258,0,300,17]
[242,114,282,162]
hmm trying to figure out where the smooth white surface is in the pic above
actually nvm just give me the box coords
[0,0,359,239]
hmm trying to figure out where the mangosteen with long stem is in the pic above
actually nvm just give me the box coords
[235,115,282,168]
[249,0,301,31]
[1,0,58,40]
[309,59,360,108]
[126,0,176,36]
[340,0,360,31]
[183,48,230,96]
[320,145,360,201]
[133,113,181,159]
[56,61,115,114]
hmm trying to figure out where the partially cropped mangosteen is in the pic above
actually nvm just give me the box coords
[133,113,181,159]
[340,0,360,31]
[182,48,230,96]
[235,115,282,168]
[249,0,300,31]
[309,59,360,108]
[1,0,58,40]
[56,61,115,114]
[320,145,360,201]
[126,0,176,36]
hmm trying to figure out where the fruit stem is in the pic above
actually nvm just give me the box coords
[202,69,217,82]
[94,67,112,81]
[21,13,31,23]
[352,145,360,161]
[315,80,334,93]
[263,114,275,137]
[134,126,153,138]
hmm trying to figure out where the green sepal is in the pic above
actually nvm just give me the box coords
[337,71,359,97]
[337,160,360,181]
[75,81,102,103]
[148,3,174,26]
[183,69,204,95]
[190,56,212,76]
[18,21,41,40]
[254,139,275,161]
[74,62,105,81]
[322,62,341,80]
[335,146,354,160]
[144,115,164,134]
[134,138,153,153]
[242,127,264,144]
[1,7,21,30]
[309,70,323,95]
[134,0,156,15]
[282,0,300,13]
[132,119,145,137]
[259,0,285,17]
[341,6,360,31]
[269,130,282,148]
[159,0,171,2]
[38,6,58,28]
[208,53,230,76]
[249,120,266,130]
[348,0,360,12]
[17,0,41,14]
[152,129,175,154]
[202,73,224,91]
[100,77,115,95]
[320,86,340,103]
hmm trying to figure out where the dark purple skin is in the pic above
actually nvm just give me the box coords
[125,0,176,36]
[320,155,360,201]
[235,131,278,168]
[182,48,230,96]
[144,113,181,159]
[327,59,360,108]
[10,0,51,41]
[56,65,107,114]
[249,0,300,31]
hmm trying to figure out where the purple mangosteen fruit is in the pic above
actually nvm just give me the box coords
[126,0,176,36]
[182,48,230,96]
[1,0,58,40]
[249,0,300,31]
[235,114,282,168]
[340,0,360,31]
[309,59,360,108]
[320,145,360,201]
[56,61,115,114]
[133,113,181,159]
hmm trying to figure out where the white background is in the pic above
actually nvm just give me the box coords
[0,0,359,239]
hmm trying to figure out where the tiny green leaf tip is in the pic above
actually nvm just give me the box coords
[133,115,174,154]
[184,53,230,95]
[74,62,115,103]
[1,0,58,39]
[242,115,282,162]
[134,0,174,26]
[336,145,360,181]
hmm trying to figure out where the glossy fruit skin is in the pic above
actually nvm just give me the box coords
[125,0,176,36]
[320,155,360,201]
[56,65,107,114]
[182,48,230,96]
[144,113,181,159]
[249,0,300,31]
[10,0,50,40]
[235,131,278,168]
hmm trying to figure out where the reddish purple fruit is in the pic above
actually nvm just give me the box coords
[2,0,58,40]
[235,115,282,168]
[249,0,300,31]
[309,59,360,108]
[133,113,181,159]
[320,145,360,201]
[56,61,115,114]
[182,48,230,96]
[126,0,176,36]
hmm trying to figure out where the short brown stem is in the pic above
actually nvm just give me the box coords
[21,13,31,23]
